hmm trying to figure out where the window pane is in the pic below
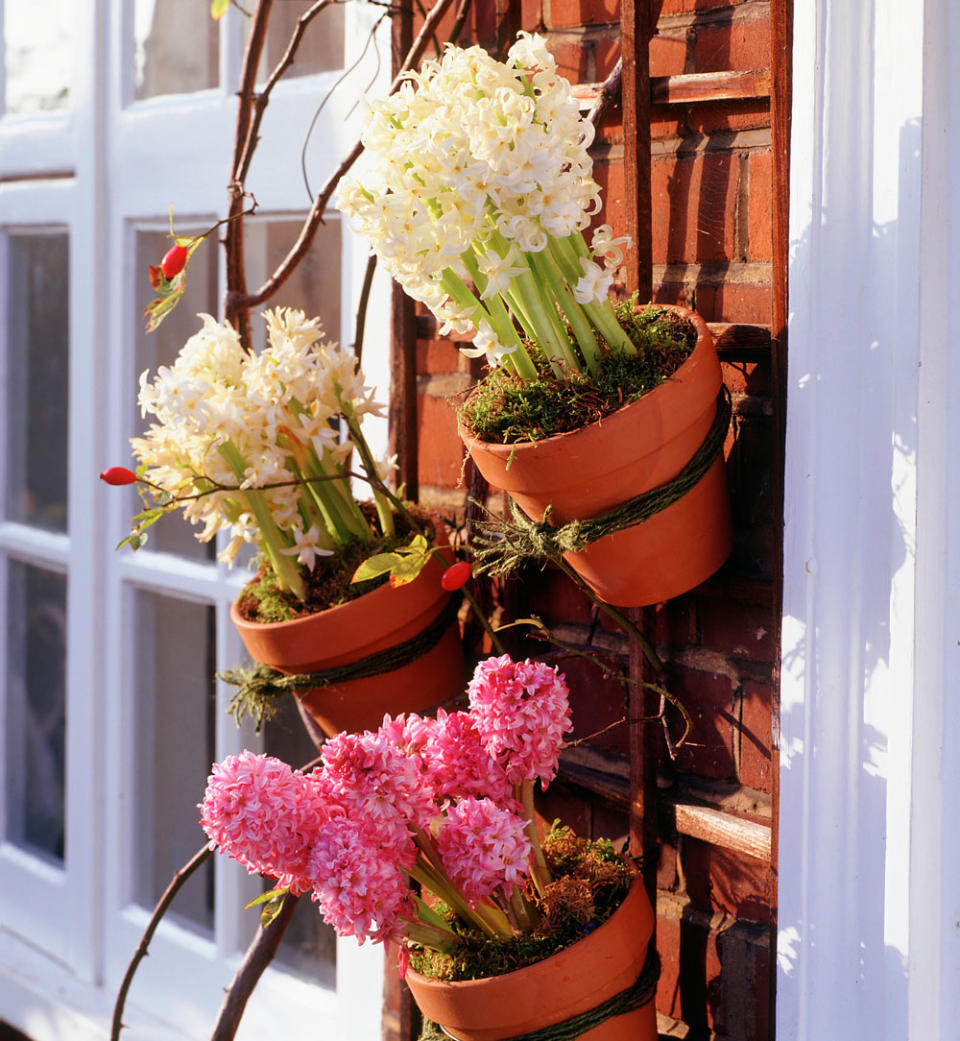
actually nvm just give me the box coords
[133,0,219,100]
[133,228,218,560]
[5,232,69,532]
[257,0,345,80]
[3,0,72,114]
[263,696,336,984]
[133,591,215,934]
[4,561,67,863]
[246,218,342,350]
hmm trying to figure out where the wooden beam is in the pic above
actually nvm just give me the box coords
[671,801,772,862]
[573,69,772,112]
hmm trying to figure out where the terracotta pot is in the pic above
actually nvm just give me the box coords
[230,551,464,737]
[462,307,732,607]
[405,878,658,1041]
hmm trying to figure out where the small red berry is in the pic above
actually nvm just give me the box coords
[441,560,472,591]
[161,243,189,280]
[99,466,138,486]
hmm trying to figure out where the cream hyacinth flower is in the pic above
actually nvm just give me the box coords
[337,33,634,377]
[130,308,395,599]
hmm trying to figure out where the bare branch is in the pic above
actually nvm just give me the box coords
[587,58,623,128]
[111,844,213,1040]
[238,0,459,310]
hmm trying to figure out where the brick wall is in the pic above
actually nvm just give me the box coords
[390,2,780,1039]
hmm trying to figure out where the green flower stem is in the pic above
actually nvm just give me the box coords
[459,251,538,379]
[217,441,305,599]
[339,401,395,540]
[405,918,458,954]
[299,454,368,546]
[519,779,552,897]
[549,236,635,356]
[529,248,602,375]
[410,861,501,938]
[415,895,458,936]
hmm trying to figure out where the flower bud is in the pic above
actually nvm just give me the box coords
[99,466,137,486]
[161,243,189,280]
[441,561,472,591]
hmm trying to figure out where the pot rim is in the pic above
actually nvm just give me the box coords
[459,304,714,457]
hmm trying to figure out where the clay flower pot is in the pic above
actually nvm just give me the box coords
[230,551,464,737]
[462,306,732,607]
[405,877,658,1041]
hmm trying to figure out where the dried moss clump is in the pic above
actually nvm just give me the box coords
[460,302,697,444]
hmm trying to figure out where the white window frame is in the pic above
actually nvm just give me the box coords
[0,3,392,1038]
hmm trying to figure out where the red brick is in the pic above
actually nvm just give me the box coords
[694,15,772,74]
[683,838,773,922]
[747,150,774,262]
[521,0,544,31]
[593,158,627,239]
[551,40,590,83]
[524,567,596,625]
[693,282,771,324]
[545,0,619,29]
[654,593,699,647]
[416,338,463,375]
[559,653,632,756]
[649,32,689,77]
[658,0,738,14]
[589,803,629,846]
[656,910,723,1030]
[715,925,772,1041]
[669,666,737,780]
[699,596,775,662]
[739,679,773,791]
[537,781,593,836]
[657,837,680,891]
[720,360,772,397]
[651,153,741,264]
[417,393,467,490]
[594,37,620,79]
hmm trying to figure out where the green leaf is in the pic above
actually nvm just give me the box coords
[117,532,143,551]
[244,886,289,910]
[144,287,186,333]
[211,0,230,18]
[244,887,289,927]
[352,552,403,583]
[387,549,431,587]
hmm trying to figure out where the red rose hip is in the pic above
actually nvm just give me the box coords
[441,561,472,591]
[161,243,189,279]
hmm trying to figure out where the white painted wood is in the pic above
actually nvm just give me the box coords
[782,1,960,1039]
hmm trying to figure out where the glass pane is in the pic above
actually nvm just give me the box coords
[4,561,67,863]
[3,0,72,114]
[257,0,344,80]
[246,219,342,351]
[133,228,218,560]
[133,591,215,933]
[5,232,69,532]
[263,696,336,984]
[133,0,219,100]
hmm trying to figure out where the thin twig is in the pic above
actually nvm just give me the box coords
[587,58,623,128]
[447,0,473,45]
[232,0,458,312]
[237,0,338,187]
[353,253,378,362]
[111,844,213,1041]
[224,0,274,342]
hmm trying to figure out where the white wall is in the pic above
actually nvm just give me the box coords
[780,0,960,1037]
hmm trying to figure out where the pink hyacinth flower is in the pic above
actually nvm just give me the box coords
[467,655,573,788]
[307,816,417,945]
[198,750,327,894]
[435,796,532,905]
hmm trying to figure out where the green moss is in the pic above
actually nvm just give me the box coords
[460,301,697,444]
[235,506,435,623]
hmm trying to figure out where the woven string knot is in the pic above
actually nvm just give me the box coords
[471,387,731,577]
